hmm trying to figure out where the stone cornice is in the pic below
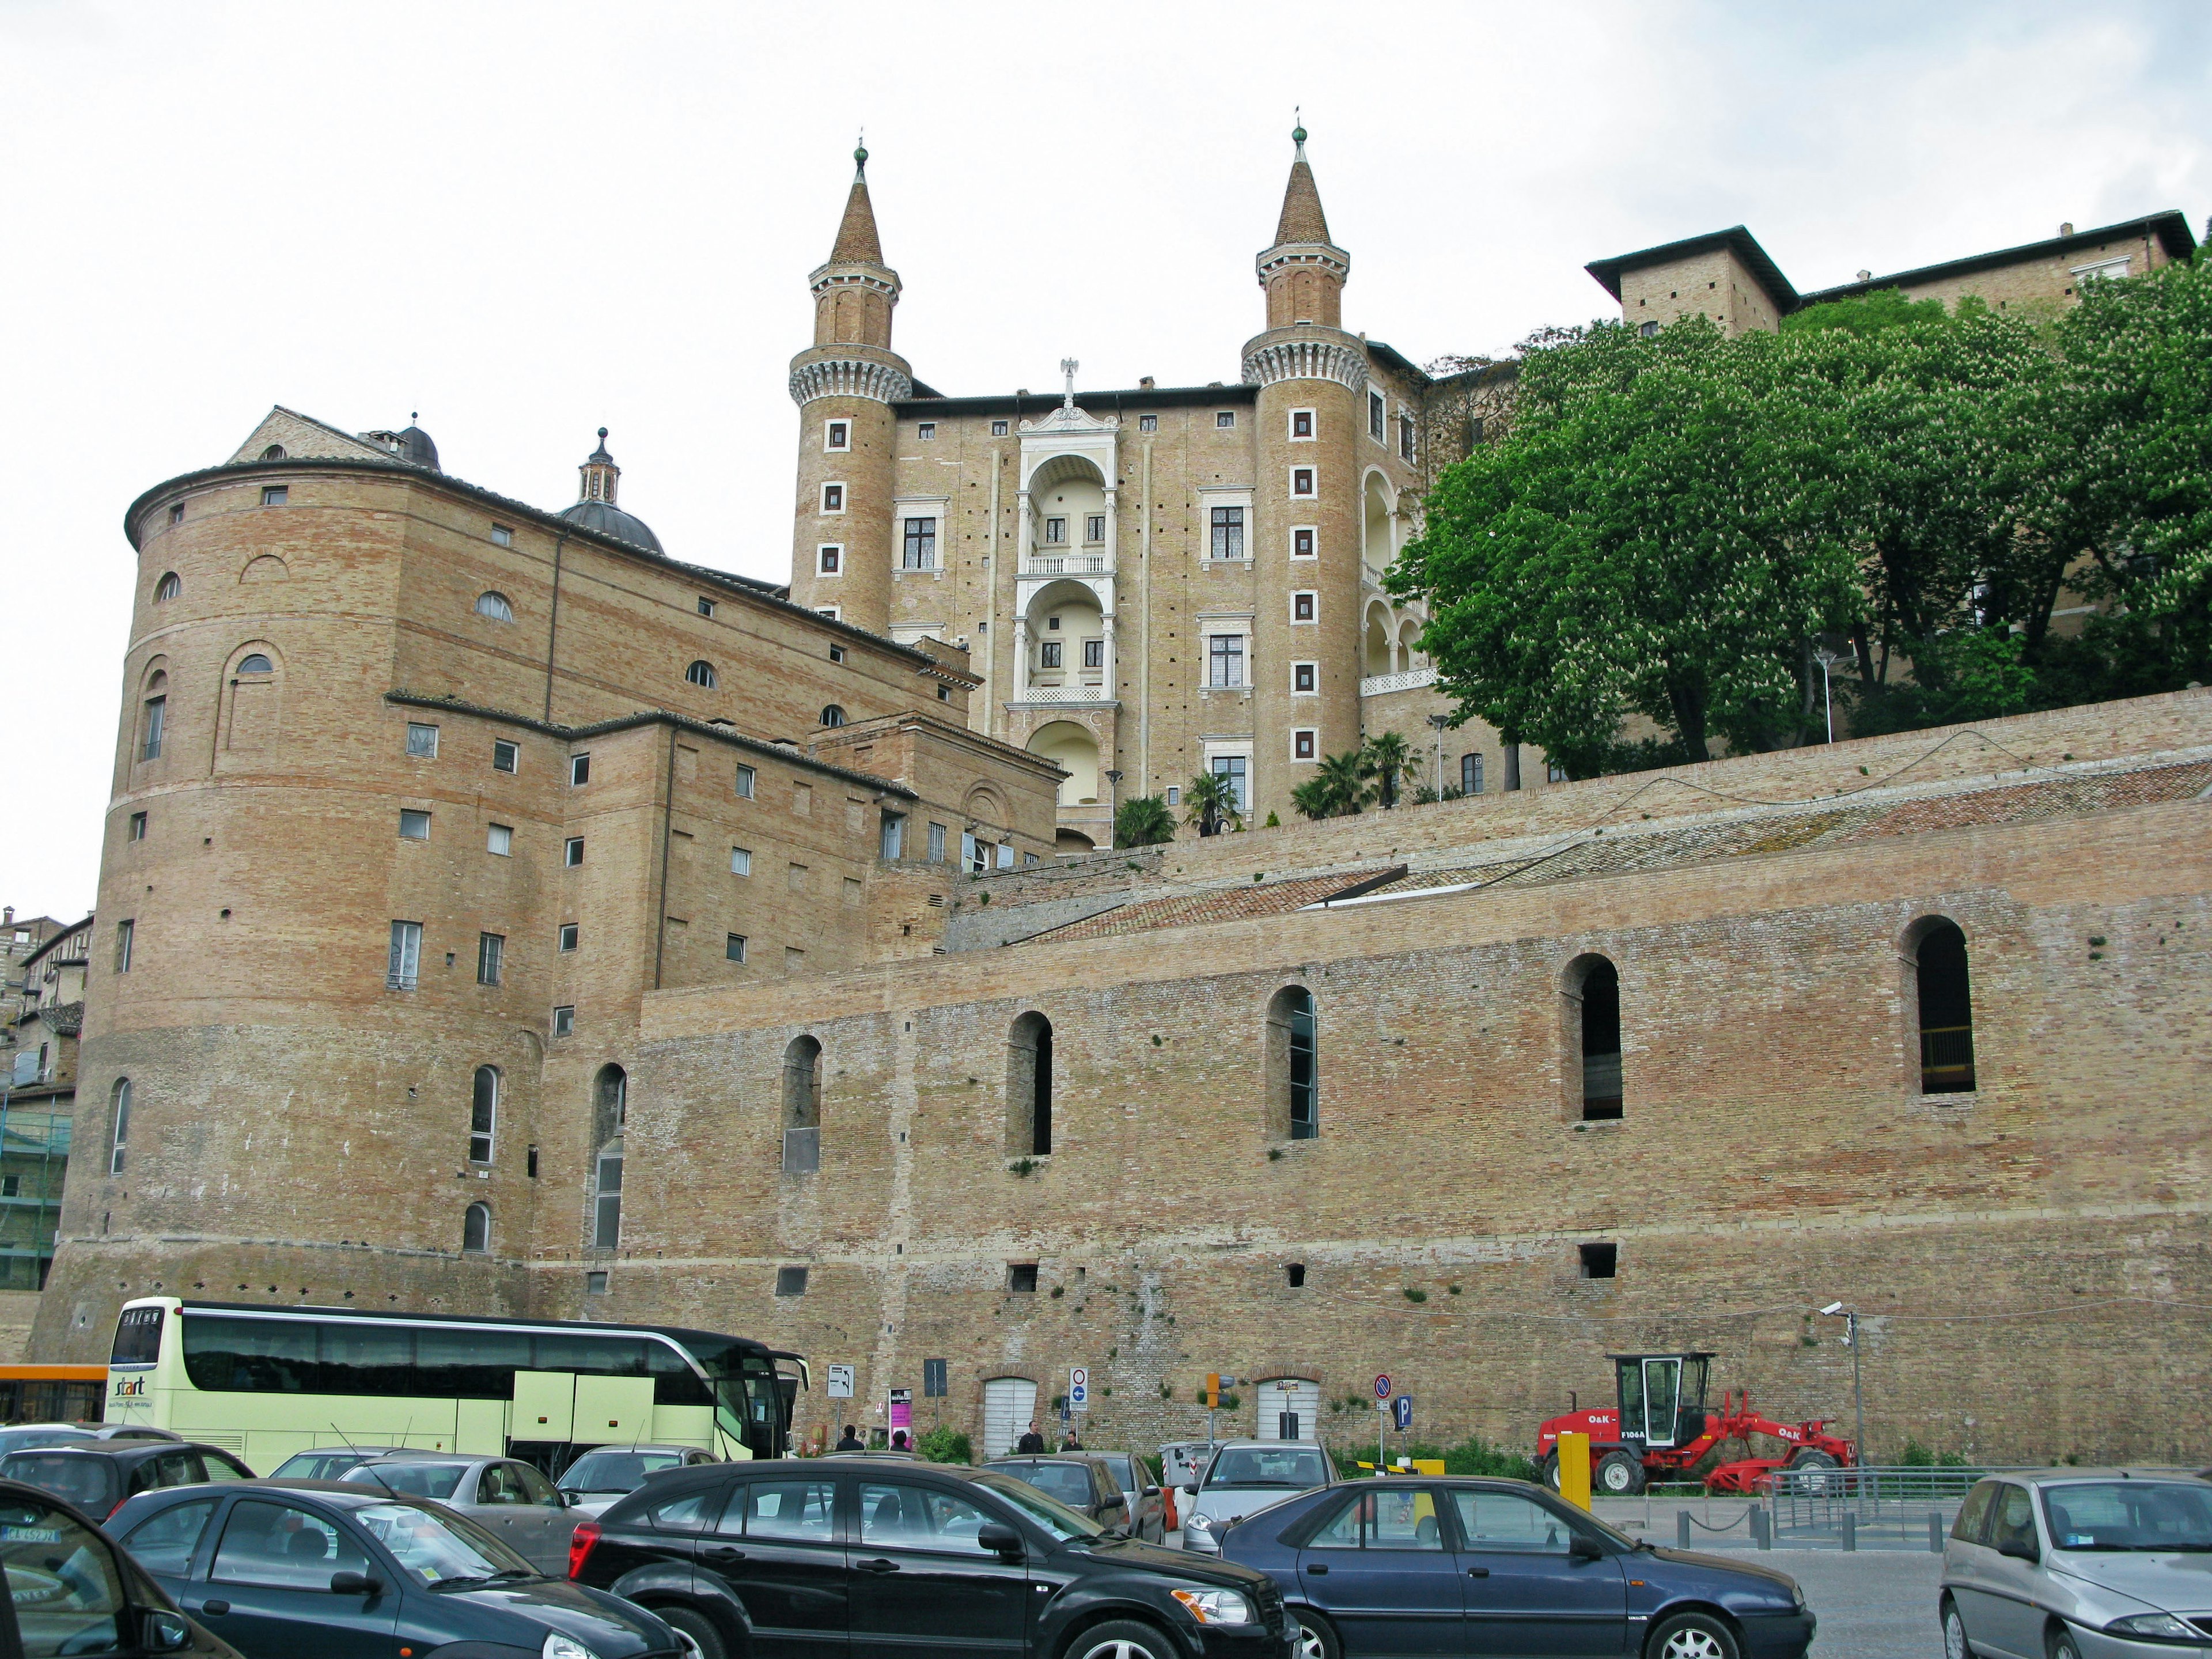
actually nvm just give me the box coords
[808,260,903,303]
[789,357,915,407]
[1241,334,1369,394]
[1256,239,1351,287]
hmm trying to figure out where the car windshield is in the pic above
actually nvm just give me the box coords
[1206,1447,1328,1488]
[272,1452,371,1480]
[1100,1455,1137,1489]
[0,1455,112,1512]
[342,1463,466,1499]
[353,1502,533,1586]
[2043,1483,2212,1552]
[559,1450,688,1493]
[986,1462,1093,1505]
[970,1472,1106,1542]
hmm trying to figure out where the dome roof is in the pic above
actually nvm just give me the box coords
[396,424,440,471]
[558,498,663,554]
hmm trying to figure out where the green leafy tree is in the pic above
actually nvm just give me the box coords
[1361,730,1415,808]
[1113,794,1175,849]
[914,1426,973,1465]
[1184,771,1244,838]
[1290,749,1375,819]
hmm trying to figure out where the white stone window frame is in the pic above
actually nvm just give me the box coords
[1290,523,1319,560]
[1198,610,1255,693]
[816,605,842,620]
[1290,590,1319,626]
[894,495,949,573]
[916,421,938,442]
[823,419,851,454]
[1287,406,1318,442]
[817,543,843,577]
[1368,388,1387,443]
[1200,738,1255,813]
[1289,465,1317,499]
[1198,486,1254,564]
[1291,660,1320,696]
[1216,410,1237,429]
[2070,255,2131,283]
[1291,728,1319,763]
[820,481,847,515]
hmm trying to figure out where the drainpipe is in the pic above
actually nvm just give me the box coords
[651,723,678,990]
[542,531,574,723]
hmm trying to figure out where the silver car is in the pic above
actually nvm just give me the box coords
[1942,1470,2212,1659]
[338,1455,579,1573]
[555,1444,721,1518]
[1178,1440,1335,1556]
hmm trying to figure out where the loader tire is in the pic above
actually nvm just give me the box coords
[1541,1450,1562,1490]
[1596,1449,1647,1496]
[1787,1448,1840,1495]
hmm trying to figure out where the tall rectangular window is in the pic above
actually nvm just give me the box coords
[565,838,584,868]
[1210,507,1245,559]
[469,1068,498,1164]
[559,922,578,952]
[1292,527,1315,558]
[1044,517,1066,545]
[1291,468,1315,497]
[1293,661,1317,694]
[1291,408,1313,438]
[406,722,438,758]
[493,740,518,773]
[1085,514,1105,543]
[880,813,904,859]
[1369,390,1386,440]
[927,821,947,862]
[569,753,590,786]
[1293,592,1316,622]
[1293,729,1317,760]
[1082,639,1104,669]
[114,919,135,974]
[825,420,849,450]
[961,831,979,872]
[1462,753,1484,795]
[1400,415,1416,461]
[1211,755,1249,813]
[387,921,422,990]
[902,517,937,569]
[1039,641,1062,669]
[594,1150,622,1249]
[399,810,431,841]
[486,823,513,856]
[730,846,752,876]
[139,697,166,762]
[477,932,504,987]
[109,1080,130,1176]
[734,764,756,798]
[822,483,844,512]
[552,1005,575,1036]
[128,812,147,841]
[818,544,842,574]
[1207,635,1246,688]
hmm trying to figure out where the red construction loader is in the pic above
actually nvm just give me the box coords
[1536,1351,1857,1496]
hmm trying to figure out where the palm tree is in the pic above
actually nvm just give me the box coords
[1184,771,1245,838]
[1293,750,1375,819]
[1113,794,1175,849]
[1362,731,1414,809]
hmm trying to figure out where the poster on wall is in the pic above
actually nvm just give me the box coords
[888,1388,912,1433]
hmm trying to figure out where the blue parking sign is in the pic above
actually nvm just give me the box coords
[1395,1394,1414,1431]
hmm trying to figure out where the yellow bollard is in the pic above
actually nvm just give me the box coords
[1558,1431,1592,1512]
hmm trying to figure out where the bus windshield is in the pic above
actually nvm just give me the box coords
[687,1338,783,1458]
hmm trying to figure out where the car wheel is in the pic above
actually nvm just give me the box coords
[1597,1450,1647,1497]
[1291,1608,1342,1659]
[1942,1598,1974,1659]
[2047,1626,2084,1659]
[1067,1618,1179,1659]
[1648,1611,1741,1659]
[652,1605,727,1659]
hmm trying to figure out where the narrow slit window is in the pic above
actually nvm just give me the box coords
[469,1066,498,1163]
[1915,920,1977,1094]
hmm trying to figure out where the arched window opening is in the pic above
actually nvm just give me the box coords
[685,660,718,689]
[592,1064,627,1146]
[462,1202,490,1255]
[234,653,273,676]
[782,1036,822,1173]
[1007,1013,1053,1157]
[1913,919,1976,1094]
[475,592,514,623]
[469,1066,498,1164]
[820,704,847,727]
[1568,956,1623,1120]
[1264,986,1317,1140]
[154,572,181,603]
[109,1078,131,1175]
[261,444,287,461]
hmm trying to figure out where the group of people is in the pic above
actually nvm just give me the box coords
[820,1416,1085,1456]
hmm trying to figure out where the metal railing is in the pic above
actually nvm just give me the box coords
[1766,1465,2207,1550]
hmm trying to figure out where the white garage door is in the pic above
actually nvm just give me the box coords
[1256,1377,1322,1441]
[982,1377,1038,1459]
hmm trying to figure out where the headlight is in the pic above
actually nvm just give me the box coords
[1172,1587,1253,1626]
[543,1633,599,1659]
[1181,1511,1214,1530]
[2108,1614,2202,1642]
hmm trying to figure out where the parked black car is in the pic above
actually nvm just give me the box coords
[0,1441,255,1521]
[572,1452,1296,1659]
[1213,1476,1813,1659]
[0,1473,241,1657]
[986,1456,1137,1534]
[103,1479,686,1659]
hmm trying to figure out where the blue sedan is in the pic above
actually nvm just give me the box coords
[1212,1476,1813,1659]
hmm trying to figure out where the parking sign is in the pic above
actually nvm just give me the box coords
[1395,1394,1414,1431]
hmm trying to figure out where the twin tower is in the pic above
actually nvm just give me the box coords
[785,129,1445,837]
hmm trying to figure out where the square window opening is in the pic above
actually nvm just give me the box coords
[564,838,585,868]
[819,544,842,574]
[726,933,748,963]
[1216,411,1235,428]
[552,1005,575,1036]
[735,764,756,798]
[569,753,590,787]
[1286,1263,1306,1288]
[399,810,431,842]
[406,723,439,759]
[492,740,518,774]
[128,811,147,842]
[1578,1243,1618,1279]
[775,1266,809,1296]
[698,596,717,617]
[917,422,936,441]
[991,419,1009,437]
[1007,1264,1039,1293]
[1139,413,1157,433]
[558,923,578,952]
[261,485,287,507]
[486,823,513,857]
[730,846,753,876]
[490,524,513,547]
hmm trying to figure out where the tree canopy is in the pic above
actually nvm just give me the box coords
[1391,254,2212,773]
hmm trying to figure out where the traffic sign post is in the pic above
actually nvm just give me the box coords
[827,1364,855,1399]
[1395,1394,1414,1433]
[1374,1376,1392,1472]
[1069,1366,1089,1414]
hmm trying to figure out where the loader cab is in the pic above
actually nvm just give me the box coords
[1611,1352,1713,1452]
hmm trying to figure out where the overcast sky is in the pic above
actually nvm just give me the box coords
[3,1,2206,919]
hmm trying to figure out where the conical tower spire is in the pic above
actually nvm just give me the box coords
[829,139,885,265]
[1255,115,1350,329]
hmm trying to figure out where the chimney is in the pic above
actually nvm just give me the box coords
[3,908,12,927]
[2059,222,2074,236]
[1139,376,1156,391]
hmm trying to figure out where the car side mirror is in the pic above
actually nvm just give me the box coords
[329,1570,382,1595]
[142,1611,192,1652]
[1569,1534,1605,1562]
[1143,1486,1160,1497]
[1997,1537,2040,1565]
[1181,1484,1198,1497]
[976,1521,1024,1558]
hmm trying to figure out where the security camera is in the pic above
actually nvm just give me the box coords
[1819,1301,1844,1316]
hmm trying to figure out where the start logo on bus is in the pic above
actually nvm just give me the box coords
[111,1376,146,1399]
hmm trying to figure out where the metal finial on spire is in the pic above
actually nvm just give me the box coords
[854,128,868,177]
[1292,107,1306,157]
[1060,358,1078,410]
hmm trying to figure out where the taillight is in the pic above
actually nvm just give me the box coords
[568,1520,601,1581]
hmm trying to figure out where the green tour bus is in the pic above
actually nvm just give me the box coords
[104,1297,806,1474]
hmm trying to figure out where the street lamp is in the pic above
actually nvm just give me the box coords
[1812,649,1848,744]
[1820,1300,1866,1467]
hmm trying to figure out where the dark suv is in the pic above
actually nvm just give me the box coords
[571,1453,1294,1659]
[0,1442,254,1521]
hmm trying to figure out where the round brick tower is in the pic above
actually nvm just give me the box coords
[1246,126,1364,821]
[787,145,910,633]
